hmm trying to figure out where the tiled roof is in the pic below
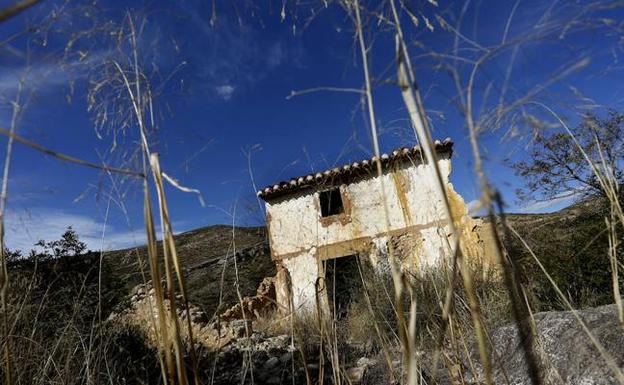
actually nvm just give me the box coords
[257,138,453,201]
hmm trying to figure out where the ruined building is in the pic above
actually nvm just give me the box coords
[257,139,485,314]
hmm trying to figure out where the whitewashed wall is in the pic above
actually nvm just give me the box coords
[280,249,319,313]
[266,155,462,312]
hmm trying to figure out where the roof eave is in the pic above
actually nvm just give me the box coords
[257,138,453,202]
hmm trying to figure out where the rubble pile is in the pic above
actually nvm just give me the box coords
[220,276,277,321]
[113,280,310,384]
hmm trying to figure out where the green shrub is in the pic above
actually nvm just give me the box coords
[505,200,624,310]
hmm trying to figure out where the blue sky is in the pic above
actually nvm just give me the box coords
[1,0,623,251]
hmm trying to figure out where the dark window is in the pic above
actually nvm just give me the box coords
[319,188,344,217]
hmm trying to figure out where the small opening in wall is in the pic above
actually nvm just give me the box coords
[324,254,362,319]
[319,188,344,217]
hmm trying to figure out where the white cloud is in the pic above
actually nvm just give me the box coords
[215,84,235,101]
[4,208,146,252]
[266,42,284,69]
[519,189,583,213]
[176,4,302,98]
[0,49,110,99]
[0,62,65,95]
[466,199,484,216]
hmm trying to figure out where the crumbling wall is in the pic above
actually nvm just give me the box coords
[266,155,453,260]
[220,276,277,321]
[280,249,319,312]
[274,264,292,315]
[266,154,490,314]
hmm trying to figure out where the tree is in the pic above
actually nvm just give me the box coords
[35,226,87,258]
[513,110,624,203]
[2,248,21,264]
[6,225,130,384]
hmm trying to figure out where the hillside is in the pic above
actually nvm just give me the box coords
[105,224,274,317]
[494,198,616,310]
[499,198,604,233]
[5,198,621,384]
[100,197,613,317]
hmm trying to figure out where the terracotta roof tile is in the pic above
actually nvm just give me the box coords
[257,138,453,201]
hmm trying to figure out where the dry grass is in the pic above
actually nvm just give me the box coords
[0,1,623,384]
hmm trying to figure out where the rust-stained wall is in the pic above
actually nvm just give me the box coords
[264,153,485,312]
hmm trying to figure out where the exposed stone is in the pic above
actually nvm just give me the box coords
[228,319,252,339]
[347,366,367,383]
[347,356,379,383]
[266,376,282,384]
[263,356,280,370]
[219,276,277,321]
[115,282,311,384]
[356,356,378,368]
[464,304,624,385]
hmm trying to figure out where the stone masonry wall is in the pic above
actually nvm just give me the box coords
[265,155,486,313]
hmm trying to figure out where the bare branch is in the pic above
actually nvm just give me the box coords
[161,171,205,207]
[286,86,364,100]
[0,127,145,178]
[0,0,41,23]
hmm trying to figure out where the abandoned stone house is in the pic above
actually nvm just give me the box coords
[257,138,484,314]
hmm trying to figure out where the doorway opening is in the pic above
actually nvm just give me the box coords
[323,254,363,319]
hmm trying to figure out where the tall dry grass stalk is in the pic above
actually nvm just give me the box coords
[143,178,176,383]
[74,10,207,383]
[150,153,200,385]
[607,215,624,327]
[332,1,624,384]
[341,2,496,384]
[0,78,23,385]
[1,1,623,384]
[351,1,408,381]
[386,3,494,383]
[111,14,199,383]
[342,1,497,383]
[0,0,41,23]
[1,9,205,384]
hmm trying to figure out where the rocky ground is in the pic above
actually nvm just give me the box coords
[103,200,623,384]
[461,304,624,385]
[111,278,404,384]
[110,281,300,384]
[112,273,624,385]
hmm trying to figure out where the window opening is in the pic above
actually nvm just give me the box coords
[319,188,344,217]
